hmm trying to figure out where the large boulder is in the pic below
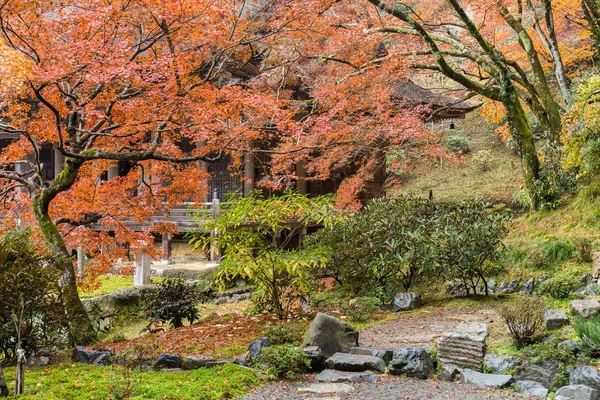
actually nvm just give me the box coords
[0,367,7,397]
[393,292,421,312]
[555,384,599,400]
[247,337,270,359]
[72,346,112,366]
[437,323,488,369]
[545,310,570,330]
[571,300,600,319]
[483,354,519,374]
[388,347,434,379]
[460,369,515,389]
[325,353,386,373]
[153,354,182,370]
[571,366,600,391]
[316,369,377,383]
[514,380,549,398]
[303,313,359,358]
[515,360,562,389]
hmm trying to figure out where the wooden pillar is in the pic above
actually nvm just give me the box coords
[76,246,85,274]
[243,148,255,197]
[296,162,307,195]
[161,234,172,264]
[107,164,118,180]
[134,250,152,286]
[209,190,220,264]
[54,148,64,179]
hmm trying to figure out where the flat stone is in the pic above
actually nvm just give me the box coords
[181,355,216,370]
[515,380,549,398]
[325,352,386,373]
[556,384,599,400]
[153,354,182,370]
[593,252,600,280]
[72,346,112,366]
[316,369,377,383]
[484,354,519,374]
[350,347,393,364]
[393,292,421,312]
[303,313,359,358]
[297,383,354,394]
[460,369,515,389]
[455,322,489,339]
[571,366,600,390]
[545,310,570,330]
[571,300,600,319]
[388,346,434,379]
[515,360,562,389]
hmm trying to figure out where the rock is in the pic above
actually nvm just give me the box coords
[325,353,386,373]
[388,346,434,379]
[72,346,112,366]
[304,346,326,372]
[248,337,270,358]
[153,354,182,370]
[25,356,50,368]
[505,280,519,293]
[520,278,534,295]
[162,368,184,373]
[515,380,549,398]
[393,292,421,312]
[303,313,359,358]
[559,340,581,354]
[488,280,497,292]
[437,365,460,382]
[593,253,600,281]
[545,310,570,330]
[437,323,488,369]
[571,366,600,390]
[583,274,593,284]
[445,281,456,295]
[350,347,393,365]
[498,280,507,291]
[571,300,600,319]
[182,355,216,370]
[587,284,598,296]
[460,369,515,389]
[484,354,519,374]
[0,367,7,397]
[555,384,599,400]
[297,383,355,394]
[515,360,562,389]
[316,369,377,383]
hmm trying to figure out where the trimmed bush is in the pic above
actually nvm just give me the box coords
[500,297,546,348]
[256,345,310,379]
[146,278,202,328]
[262,323,305,346]
[445,135,470,154]
[538,272,580,299]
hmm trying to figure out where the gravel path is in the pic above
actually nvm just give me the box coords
[242,376,534,400]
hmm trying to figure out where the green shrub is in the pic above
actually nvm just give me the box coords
[472,150,493,172]
[575,238,594,263]
[262,323,306,346]
[538,272,580,299]
[342,296,381,324]
[146,278,201,328]
[575,315,600,353]
[445,135,470,154]
[539,238,575,264]
[256,345,310,379]
[107,366,140,400]
[500,297,546,348]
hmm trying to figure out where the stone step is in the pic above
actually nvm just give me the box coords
[325,353,386,373]
[316,369,377,383]
[460,369,515,389]
[297,383,355,394]
[349,347,393,365]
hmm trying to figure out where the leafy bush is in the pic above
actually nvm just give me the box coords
[472,150,493,172]
[575,315,600,355]
[146,278,202,328]
[0,230,67,360]
[538,272,580,299]
[262,323,305,346]
[256,345,310,379]
[538,238,575,264]
[307,195,437,298]
[190,192,335,320]
[500,297,546,348]
[445,135,470,154]
[342,296,381,324]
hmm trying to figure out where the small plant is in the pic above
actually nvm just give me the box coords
[256,345,310,379]
[107,365,140,400]
[146,278,202,328]
[472,150,493,172]
[575,315,600,354]
[538,272,581,299]
[539,238,575,264]
[575,238,594,263]
[342,296,380,324]
[500,297,546,348]
[263,323,306,346]
[445,135,470,154]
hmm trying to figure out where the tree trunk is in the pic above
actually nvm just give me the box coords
[502,87,542,210]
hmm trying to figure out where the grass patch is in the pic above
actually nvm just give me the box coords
[79,276,135,298]
[3,363,259,400]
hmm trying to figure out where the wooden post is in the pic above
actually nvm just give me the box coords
[243,147,255,197]
[53,148,64,179]
[133,250,152,286]
[107,164,118,180]
[296,162,307,195]
[15,348,24,395]
[161,233,172,264]
[210,189,220,264]
[76,246,85,274]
